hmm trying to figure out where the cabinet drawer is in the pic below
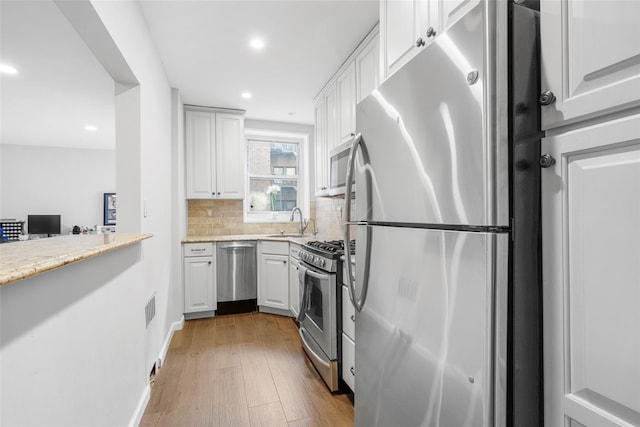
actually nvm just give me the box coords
[261,241,289,255]
[184,243,213,257]
[289,243,301,259]
[342,285,355,340]
[342,333,355,392]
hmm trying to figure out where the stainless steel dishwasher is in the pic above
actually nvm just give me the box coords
[216,241,257,315]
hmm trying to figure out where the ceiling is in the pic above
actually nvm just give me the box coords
[0,0,378,150]
[0,0,116,150]
[138,0,379,124]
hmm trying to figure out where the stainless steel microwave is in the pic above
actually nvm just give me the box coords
[329,139,356,196]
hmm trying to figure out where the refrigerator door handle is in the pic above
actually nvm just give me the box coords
[343,133,370,313]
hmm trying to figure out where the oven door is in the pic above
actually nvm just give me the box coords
[298,262,338,359]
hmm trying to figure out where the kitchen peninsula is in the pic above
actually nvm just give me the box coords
[0,233,152,286]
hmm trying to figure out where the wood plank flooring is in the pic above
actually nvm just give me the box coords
[140,312,354,427]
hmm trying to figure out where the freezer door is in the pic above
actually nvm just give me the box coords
[354,225,507,427]
[354,4,506,227]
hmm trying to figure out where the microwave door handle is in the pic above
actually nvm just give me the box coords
[343,133,370,313]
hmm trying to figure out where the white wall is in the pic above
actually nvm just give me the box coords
[0,245,146,427]
[0,1,185,426]
[0,144,115,233]
[87,0,179,378]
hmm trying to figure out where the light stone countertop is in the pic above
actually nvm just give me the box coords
[0,233,152,287]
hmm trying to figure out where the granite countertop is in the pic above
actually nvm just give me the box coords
[0,233,152,287]
[182,234,320,245]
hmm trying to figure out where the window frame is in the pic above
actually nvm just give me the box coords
[243,128,310,223]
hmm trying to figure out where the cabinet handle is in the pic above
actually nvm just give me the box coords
[539,154,556,168]
[539,90,556,106]
[350,366,355,376]
[416,37,425,47]
[350,315,355,322]
[208,261,212,265]
[426,27,436,38]
[283,260,287,264]
[217,192,221,196]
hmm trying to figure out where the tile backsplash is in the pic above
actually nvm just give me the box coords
[187,197,354,240]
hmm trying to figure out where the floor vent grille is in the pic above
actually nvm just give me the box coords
[145,294,156,328]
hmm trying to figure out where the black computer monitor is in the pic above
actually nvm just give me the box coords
[27,215,61,236]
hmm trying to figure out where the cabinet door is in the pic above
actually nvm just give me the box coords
[342,333,356,392]
[325,82,339,152]
[337,62,357,145]
[186,111,215,199]
[541,0,640,129]
[289,256,300,317]
[314,98,329,196]
[215,113,245,199]
[439,0,478,32]
[356,32,380,103]
[381,0,436,79]
[259,254,289,310]
[542,113,640,427]
[184,256,215,313]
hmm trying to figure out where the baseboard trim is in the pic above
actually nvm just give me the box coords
[159,315,185,367]
[258,305,294,318]
[128,384,150,427]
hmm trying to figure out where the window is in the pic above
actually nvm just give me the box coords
[244,129,309,223]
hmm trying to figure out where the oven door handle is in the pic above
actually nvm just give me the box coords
[343,133,370,313]
[305,269,331,281]
[296,265,309,323]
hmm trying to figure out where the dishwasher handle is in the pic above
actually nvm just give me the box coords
[218,241,257,250]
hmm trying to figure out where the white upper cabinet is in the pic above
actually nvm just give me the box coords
[314,98,329,196]
[356,31,380,103]
[185,109,245,199]
[337,62,357,145]
[215,113,245,199]
[325,82,339,153]
[313,25,379,197]
[381,0,438,79]
[542,113,640,427]
[541,0,640,129]
[439,0,480,32]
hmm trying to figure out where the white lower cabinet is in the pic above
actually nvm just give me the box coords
[258,241,290,311]
[342,284,356,392]
[183,243,216,314]
[342,333,356,392]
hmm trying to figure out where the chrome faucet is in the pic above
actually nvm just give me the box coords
[304,218,318,236]
[290,207,304,235]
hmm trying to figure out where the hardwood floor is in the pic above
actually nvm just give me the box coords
[140,312,354,427]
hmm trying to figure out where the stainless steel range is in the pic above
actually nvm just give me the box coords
[297,240,352,391]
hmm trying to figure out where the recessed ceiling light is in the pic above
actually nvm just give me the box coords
[0,64,18,75]
[85,125,97,131]
[250,39,265,49]
[241,92,252,99]
[288,112,295,116]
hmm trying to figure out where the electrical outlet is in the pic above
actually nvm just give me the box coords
[207,208,213,217]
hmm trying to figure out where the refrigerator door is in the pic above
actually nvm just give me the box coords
[354,225,507,427]
[354,4,505,227]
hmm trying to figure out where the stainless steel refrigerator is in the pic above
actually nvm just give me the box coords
[343,2,542,426]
